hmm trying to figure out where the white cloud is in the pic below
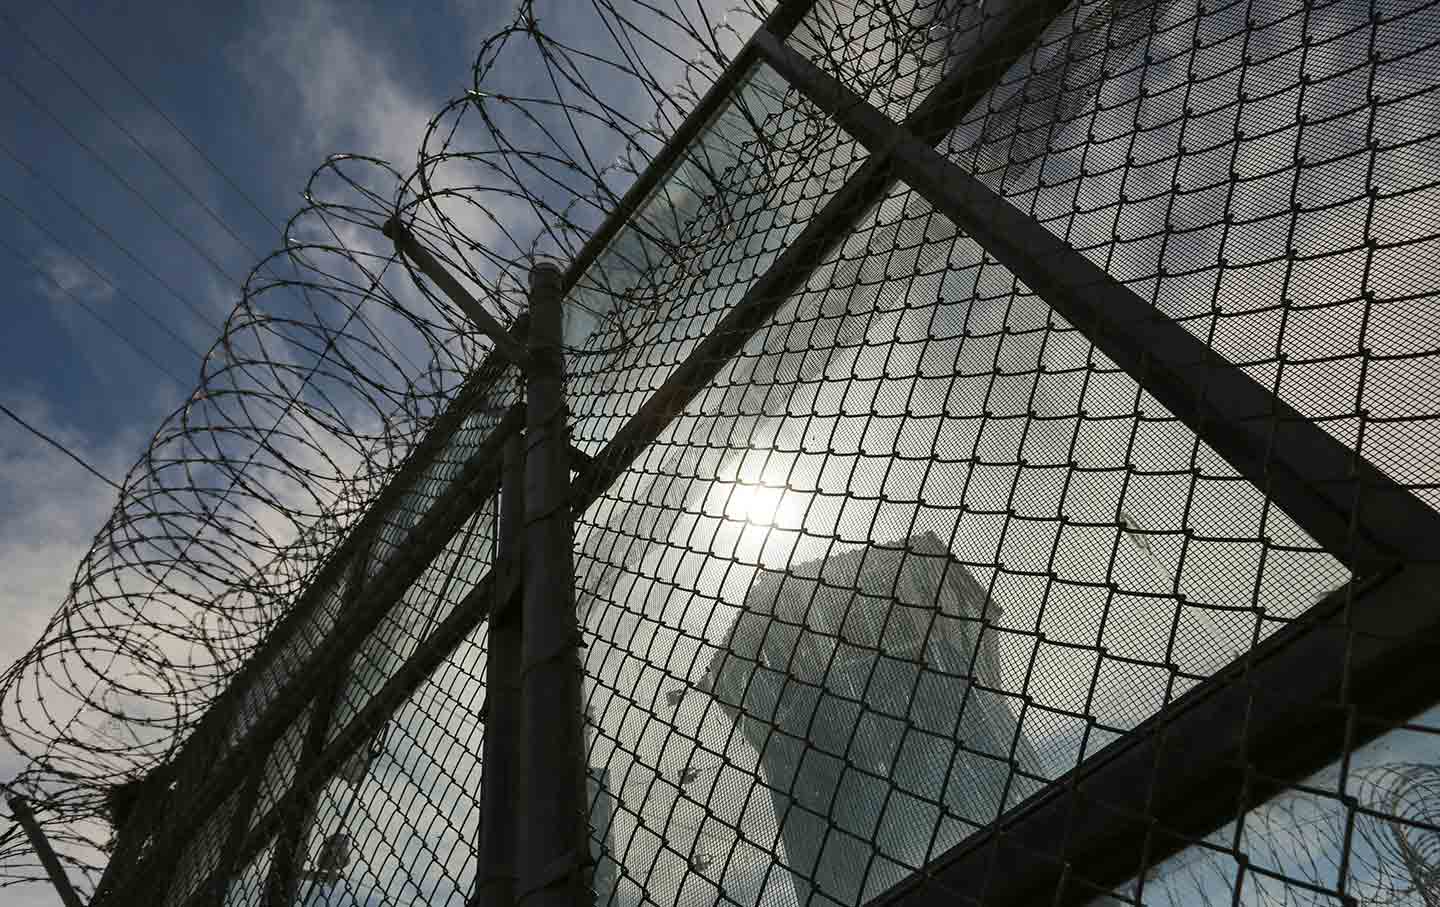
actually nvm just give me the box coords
[231,0,436,174]
[0,397,142,673]
[29,248,116,310]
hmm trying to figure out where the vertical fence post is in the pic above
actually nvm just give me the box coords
[473,430,525,907]
[8,795,83,907]
[517,261,588,907]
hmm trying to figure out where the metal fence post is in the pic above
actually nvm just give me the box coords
[472,430,525,907]
[8,795,83,907]
[517,261,588,907]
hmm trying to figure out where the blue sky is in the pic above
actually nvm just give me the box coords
[1,0,507,437]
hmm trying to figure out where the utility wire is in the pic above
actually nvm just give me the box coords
[10,25,427,383]
[0,66,243,290]
[0,235,191,389]
[29,3,428,382]
[0,401,123,492]
[2,10,272,270]
[43,0,284,234]
[0,187,208,363]
[0,139,223,335]
[3,2,419,386]
[0,28,413,547]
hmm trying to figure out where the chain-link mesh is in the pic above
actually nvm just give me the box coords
[251,705,315,835]
[787,0,977,122]
[330,502,498,738]
[566,62,868,455]
[938,0,1440,511]
[289,621,491,907]
[1090,722,1440,907]
[39,1,1440,907]
[569,168,1363,907]
[222,842,275,907]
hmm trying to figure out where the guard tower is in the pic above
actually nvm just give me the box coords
[701,532,1040,907]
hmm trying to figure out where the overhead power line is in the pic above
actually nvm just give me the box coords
[0,187,208,364]
[0,65,244,289]
[0,401,123,492]
[0,139,223,335]
[0,234,192,389]
[17,3,436,384]
[43,0,284,234]
[5,13,428,381]
[2,10,272,270]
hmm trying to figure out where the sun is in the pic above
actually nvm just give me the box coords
[722,481,801,528]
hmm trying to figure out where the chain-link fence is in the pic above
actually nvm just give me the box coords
[82,0,1440,906]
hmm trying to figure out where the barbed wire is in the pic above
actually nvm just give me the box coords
[0,0,769,892]
[1110,763,1440,906]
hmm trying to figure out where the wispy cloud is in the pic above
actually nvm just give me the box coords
[230,0,437,172]
[28,247,116,309]
[0,395,143,683]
